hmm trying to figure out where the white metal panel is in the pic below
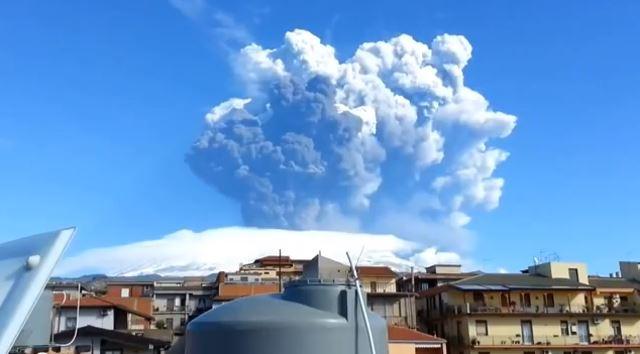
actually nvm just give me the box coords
[0,228,76,353]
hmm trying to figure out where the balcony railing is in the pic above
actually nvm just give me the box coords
[594,304,639,314]
[154,305,187,313]
[465,335,640,347]
[436,304,592,316]
[383,315,410,328]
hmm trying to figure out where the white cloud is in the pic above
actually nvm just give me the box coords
[168,0,253,52]
[205,98,252,125]
[55,227,466,277]
[169,0,207,20]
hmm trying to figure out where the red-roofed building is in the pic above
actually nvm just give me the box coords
[53,295,154,332]
[388,325,447,354]
[240,255,308,282]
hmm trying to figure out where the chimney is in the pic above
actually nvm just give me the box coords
[610,273,614,278]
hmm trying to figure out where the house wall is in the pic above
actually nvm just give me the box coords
[154,313,186,330]
[443,290,589,313]
[154,294,186,312]
[361,277,397,293]
[66,337,157,354]
[620,262,640,280]
[69,337,101,354]
[465,316,640,344]
[106,285,148,298]
[55,308,114,333]
[370,296,417,328]
[529,263,589,284]
[389,343,416,354]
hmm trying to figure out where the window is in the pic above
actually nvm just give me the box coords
[521,320,534,345]
[476,320,488,336]
[240,276,248,282]
[521,293,532,307]
[371,281,378,293]
[104,351,122,354]
[611,320,622,336]
[120,287,130,298]
[166,318,174,329]
[501,293,509,307]
[569,268,580,282]
[473,292,486,306]
[65,317,77,330]
[620,296,629,304]
[561,321,570,336]
[545,293,555,307]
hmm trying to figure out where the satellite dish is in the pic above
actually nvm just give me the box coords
[0,228,76,353]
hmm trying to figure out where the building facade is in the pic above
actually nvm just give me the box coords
[53,296,154,332]
[358,266,418,329]
[152,277,215,331]
[419,261,640,354]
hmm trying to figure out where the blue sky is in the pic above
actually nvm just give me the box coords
[1,1,638,275]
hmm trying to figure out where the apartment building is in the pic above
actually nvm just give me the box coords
[240,255,308,282]
[358,266,418,329]
[419,261,640,354]
[103,278,155,320]
[212,271,280,307]
[398,265,478,293]
[53,295,154,332]
[153,277,215,331]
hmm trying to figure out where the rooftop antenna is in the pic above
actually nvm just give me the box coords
[346,251,376,354]
[355,246,365,266]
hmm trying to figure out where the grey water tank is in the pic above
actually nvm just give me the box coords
[186,279,388,354]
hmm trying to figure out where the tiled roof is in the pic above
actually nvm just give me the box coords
[387,326,446,343]
[254,255,296,266]
[54,295,154,320]
[589,276,640,290]
[450,273,594,290]
[408,272,479,280]
[215,283,280,300]
[357,266,397,278]
[55,326,169,348]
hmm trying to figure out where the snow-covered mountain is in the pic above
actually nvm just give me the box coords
[55,227,465,277]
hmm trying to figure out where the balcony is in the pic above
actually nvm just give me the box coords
[594,304,639,314]
[464,335,640,348]
[154,305,188,313]
[383,315,411,328]
[432,303,593,317]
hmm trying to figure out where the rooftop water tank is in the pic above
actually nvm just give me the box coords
[185,279,389,354]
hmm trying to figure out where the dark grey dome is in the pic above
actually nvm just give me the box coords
[186,280,388,354]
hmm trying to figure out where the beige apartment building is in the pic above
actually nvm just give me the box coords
[419,261,640,354]
[358,265,418,329]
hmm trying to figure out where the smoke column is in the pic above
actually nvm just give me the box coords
[186,29,516,248]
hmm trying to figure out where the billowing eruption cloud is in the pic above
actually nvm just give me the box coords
[186,30,516,247]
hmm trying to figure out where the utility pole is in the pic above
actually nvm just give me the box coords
[411,266,415,293]
[278,249,282,293]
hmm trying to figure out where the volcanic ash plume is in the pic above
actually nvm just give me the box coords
[186,29,516,245]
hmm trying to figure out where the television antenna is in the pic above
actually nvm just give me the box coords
[346,249,376,354]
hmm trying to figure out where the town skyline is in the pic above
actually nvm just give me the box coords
[1,1,639,276]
